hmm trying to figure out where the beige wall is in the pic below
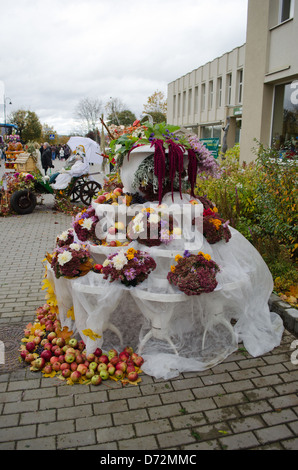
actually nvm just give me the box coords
[240,0,298,163]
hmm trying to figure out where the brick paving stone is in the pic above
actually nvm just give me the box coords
[255,424,294,445]
[1,189,298,450]
[135,418,172,437]
[219,431,260,450]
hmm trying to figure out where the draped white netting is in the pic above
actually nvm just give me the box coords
[47,194,283,380]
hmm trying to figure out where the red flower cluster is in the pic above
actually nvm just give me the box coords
[167,252,220,296]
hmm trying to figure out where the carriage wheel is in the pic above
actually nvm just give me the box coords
[80,181,102,206]
[70,185,82,202]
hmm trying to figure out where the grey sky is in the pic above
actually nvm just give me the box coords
[0,0,248,135]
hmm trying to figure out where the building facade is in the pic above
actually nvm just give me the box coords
[167,0,298,163]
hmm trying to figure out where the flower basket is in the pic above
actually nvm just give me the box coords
[101,247,156,287]
[47,243,93,279]
[127,207,174,247]
[56,229,75,247]
[167,251,220,296]
[73,206,100,243]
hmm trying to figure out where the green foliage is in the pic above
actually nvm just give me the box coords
[194,142,297,298]
[9,109,42,143]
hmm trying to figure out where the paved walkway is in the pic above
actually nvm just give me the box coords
[0,161,297,451]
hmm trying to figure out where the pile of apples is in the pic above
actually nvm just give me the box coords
[94,187,123,206]
[20,304,144,386]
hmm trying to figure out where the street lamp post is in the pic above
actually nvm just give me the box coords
[4,96,12,125]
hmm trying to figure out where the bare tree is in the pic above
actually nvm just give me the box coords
[105,97,125,125]
[74,97,103,135]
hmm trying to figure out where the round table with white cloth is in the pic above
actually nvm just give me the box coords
[47,194,284,379]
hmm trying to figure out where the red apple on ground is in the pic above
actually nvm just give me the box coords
[99,369,109,380]
[87,353,95,363]
[77,364,88,375]
[70,362,78,371]
[40,350,52,362]
[91,375,102,386]
[25,353,34,363]
[94,348,102,357]
[86,369,95,379]
[31,357,45,370]
[89,362,98,371]
[50,356,59,365]
[34,337,41,345]
[114,369,123,380]
[62,369,71,378]
[126,364,136,374]
[68,338,78,348]
[65,352,75,364]
[127,371,139,382]
[119,351,130,362]
[123,346,134,356]
[133,356,144,367]
[56,337,65,348]
[98,355,109,364]
[97,363,107,372]
[26,342,36,353]
[108,349,118,360]
[116,361,127,373]
[109,356,120,366]
[60,362,70,371]
[96,195,106,204]
[70,371,81,382]
[107,365,115,375]
[43,364,52,374]
[52,362,61,371]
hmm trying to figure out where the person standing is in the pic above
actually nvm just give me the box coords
[41,142,54,175]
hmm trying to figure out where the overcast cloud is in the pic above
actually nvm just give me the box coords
[0,0,248,135]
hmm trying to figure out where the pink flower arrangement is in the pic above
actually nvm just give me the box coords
[101,247,156,287]
[72,205,99,243]
[48,243,93,279]
[167,251,220,296]
[56,228,75,247]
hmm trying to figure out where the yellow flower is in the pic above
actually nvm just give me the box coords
[212,207,218,213]
[198,252,211,261]
[170,265,176,273]
[126,247,137,260]
[210,218,222,230]
[175,254,182,262]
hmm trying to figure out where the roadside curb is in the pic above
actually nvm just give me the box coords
[269,293,298,337]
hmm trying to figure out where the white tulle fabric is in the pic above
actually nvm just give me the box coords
[51,159,90,190]
[47,188,284,379]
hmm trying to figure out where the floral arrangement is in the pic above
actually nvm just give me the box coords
[167,250,220,296]
[201,207,231,244]
[101,247,156,287]
[126,207,176,247]
[73,205,100,243]
[191,197,231,244]
[108,121,221,204]
[6,172,35,192]
[47,243,93,279]
[56,228,75,247]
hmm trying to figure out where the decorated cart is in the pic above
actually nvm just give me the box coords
[1,141,102,215]
[19,121,284,384]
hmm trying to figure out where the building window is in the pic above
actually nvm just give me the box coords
[238,69,243,104]
[177,93,181,117]
[188,88,192,116]
[201,125,222,139]
[173,95,176,118]
[209,81,214,109]
[217,77,222,108]
[226,73,232,105]
[271,82,298,151]
[201,83,206,111]
[279,0,293,22]
[194,86,199,114]
[183,91,187,116]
